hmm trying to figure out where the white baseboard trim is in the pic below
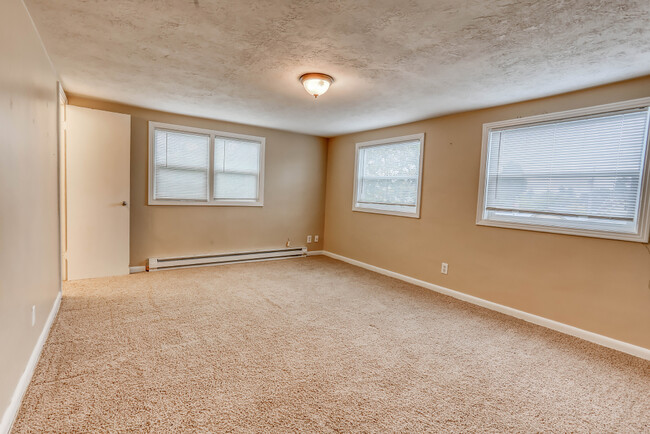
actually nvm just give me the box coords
[129,266,146,274]
[0,290,62,434]
[321,251,650,361]
[306,250,324,256]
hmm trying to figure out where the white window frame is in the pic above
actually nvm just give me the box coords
[148,121,265,206]
[476,97,650,242]
[352,133,425,218]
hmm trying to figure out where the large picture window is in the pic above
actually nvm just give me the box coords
[477,99,650,242]
[149,122,264,206]
[353,133,424,218]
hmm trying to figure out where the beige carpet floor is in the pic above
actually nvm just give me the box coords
[13,256,650,432]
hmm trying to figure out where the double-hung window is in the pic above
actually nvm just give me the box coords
[353,133,425,218]
[477,98,650,242]
[149,122,264,206]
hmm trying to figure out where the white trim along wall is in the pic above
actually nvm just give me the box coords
[0,291,61,434]
[308,251,650,361]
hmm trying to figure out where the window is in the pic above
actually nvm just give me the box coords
[213,137,261,201]
[149,122,264,206]
[477,98,650,242]
[353,133,424,218]
[153,129,210,201]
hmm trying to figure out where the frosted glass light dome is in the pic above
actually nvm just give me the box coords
[299,73,334,98]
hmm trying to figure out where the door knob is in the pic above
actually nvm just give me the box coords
[122,201,128,206]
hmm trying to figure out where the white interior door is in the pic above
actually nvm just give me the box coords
[66,106,130,280]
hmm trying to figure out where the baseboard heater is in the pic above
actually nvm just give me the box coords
[147,247,307,271]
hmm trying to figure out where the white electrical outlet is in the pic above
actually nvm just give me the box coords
[307,235,312,243]
[314,235,319,242]
[441,263,448,275]
[31,305,36,327]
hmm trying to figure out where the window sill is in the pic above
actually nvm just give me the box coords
[352,204,420,219]
[148,199,264,207]
[476,217,648,243]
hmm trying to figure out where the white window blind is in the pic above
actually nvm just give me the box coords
[153,129,210,201]
[479,105,650,240]
[214,137,260,200]
[149,122,265,206]
[354,134,424,217]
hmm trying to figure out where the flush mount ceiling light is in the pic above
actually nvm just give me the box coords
[299,73,334,99]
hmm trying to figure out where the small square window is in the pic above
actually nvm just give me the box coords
[353,133,425,218]
[153,129,210,201]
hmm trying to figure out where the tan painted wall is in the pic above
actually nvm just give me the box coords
[0,0,60,418]
[67,96,328,266]
[324,76,650,349]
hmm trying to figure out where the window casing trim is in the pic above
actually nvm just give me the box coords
[475,97,650,242]
[352,133,425,218]
[148,121,265,206]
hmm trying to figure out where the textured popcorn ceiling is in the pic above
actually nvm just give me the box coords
[25,0,650,136]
